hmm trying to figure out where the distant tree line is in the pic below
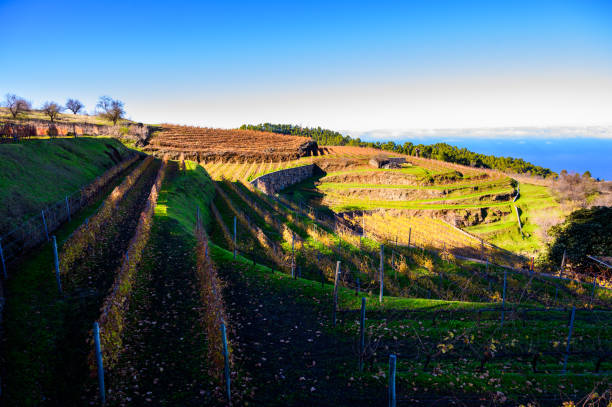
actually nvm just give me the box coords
[240,123,555,177]
[2,94,125,125]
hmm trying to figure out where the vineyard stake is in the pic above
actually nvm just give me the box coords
[379,244,384,303]
[389,354,397,407]
[41,209,49,241]
[52,236,62,295]
[0,238,6,279]
[591,279,597,303]
[233,216,237,260]
[291,232,295,278]
[560,249,566,278]
[355,277,359,296]
[501,270,507,327]
[362,215,365,238]
[221,322,231,402]
[562,306,576,373]
[408,227,411,247]
[359,297,366,372]
[93,322,106,405]
[332,261,341,327]
[65,196,71,221]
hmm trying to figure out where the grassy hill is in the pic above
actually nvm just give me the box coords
[0,137,132,233]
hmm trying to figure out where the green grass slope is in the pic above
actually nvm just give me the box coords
[0,137,132,232]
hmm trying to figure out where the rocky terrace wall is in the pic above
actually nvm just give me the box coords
[250,164,315,194]
[0,119,153,146]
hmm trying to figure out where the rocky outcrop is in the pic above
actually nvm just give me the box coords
[250,164,315,194]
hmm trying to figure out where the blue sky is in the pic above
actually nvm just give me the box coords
[1,0,611,131]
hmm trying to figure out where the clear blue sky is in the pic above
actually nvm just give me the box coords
[1,0,611,131]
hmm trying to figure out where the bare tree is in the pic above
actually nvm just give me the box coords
[96,96,125,125]
[4,94,31,118]
[42,101,63,122]
[65,98,84,114]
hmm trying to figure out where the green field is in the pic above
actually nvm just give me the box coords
[466,183,562,254]
[0,137,131,232]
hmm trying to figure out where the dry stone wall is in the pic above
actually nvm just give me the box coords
[250,164,315,194]
[0,119,153,146]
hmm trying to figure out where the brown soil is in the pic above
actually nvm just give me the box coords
[144,125,316,162]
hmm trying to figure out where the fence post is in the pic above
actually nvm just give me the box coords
[408,227,411,247]
[291,232,295,278]
[389,354,397,407]
[379,244,384,303]
[362,215,365,238]
[563,306,576,373]
[359,297,366,372]
[332,261,341,327]
[591,279,597,303]
[233,216,237,260]
[65,196,71,221]
[0,238,6,279]
[501,270,507,327]
[221,322,231,402]
[41,209,49,241]
[560,249,566,278]
[93,322,106,405]
[52,236,62,295]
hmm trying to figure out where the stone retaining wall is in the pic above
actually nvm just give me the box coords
[0,119,153,146]
[250,164,315,194]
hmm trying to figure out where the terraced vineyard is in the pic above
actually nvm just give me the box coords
[145,124,316,162]
[1,139,609,406]
[274,146,560,258]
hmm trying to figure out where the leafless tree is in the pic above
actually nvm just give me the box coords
[4,94,31,118]
[42,101,63,122]
[96,96,125,125]
[65,98,84,114]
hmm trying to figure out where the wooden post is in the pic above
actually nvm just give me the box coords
[41,209,49,241]
[332,261,341,327]
[379,244,384,303]
[65,196,71,221]
[362,215,365,238]
[560,249,566,277]
[355,277,359,296]
[0,238,6,279]
[52,236,62,295]
[291,232,295,278]
[388,354,396,407]
[359,297,366,372]
[233,216,237,260]
[563,306,576,373]
[221,322,231,402]
[93,322,106,405]
[408,227,411,247]
[501,270,507,327]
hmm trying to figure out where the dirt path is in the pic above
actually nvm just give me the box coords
[217,259,386,406]
[107,185,214,405]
